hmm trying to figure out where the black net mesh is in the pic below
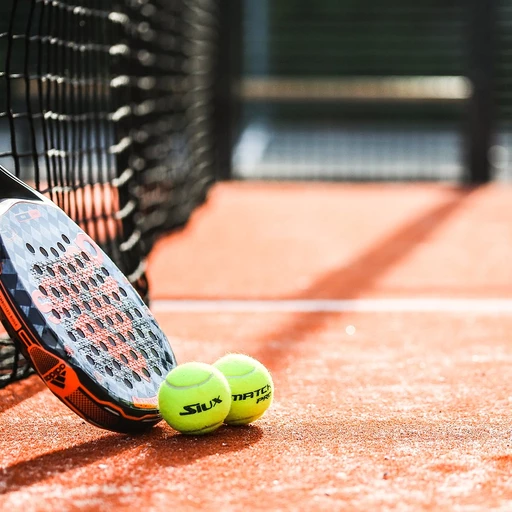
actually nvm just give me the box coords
[0,0,217,388]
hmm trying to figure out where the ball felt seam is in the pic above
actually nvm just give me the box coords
[162,373,215,391]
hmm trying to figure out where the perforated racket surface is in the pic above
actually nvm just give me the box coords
[0,166,177,433]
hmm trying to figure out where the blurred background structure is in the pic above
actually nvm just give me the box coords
[0,0,507,186]
[219,0,505,183]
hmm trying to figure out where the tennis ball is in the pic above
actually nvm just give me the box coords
[158,362,231,435]
[213,354,273,425]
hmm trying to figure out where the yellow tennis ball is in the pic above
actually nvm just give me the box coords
[213,354,274,425]
[158,362,231,435]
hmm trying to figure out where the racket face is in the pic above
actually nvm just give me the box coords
[0,199,177,433]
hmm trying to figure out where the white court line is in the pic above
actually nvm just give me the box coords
[152,298,512,314]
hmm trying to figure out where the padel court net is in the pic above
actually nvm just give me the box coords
[0,0,218,387]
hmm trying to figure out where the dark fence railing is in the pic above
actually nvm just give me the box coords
[216,0,502,183]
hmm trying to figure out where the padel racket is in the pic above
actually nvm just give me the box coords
[0,166,177,433]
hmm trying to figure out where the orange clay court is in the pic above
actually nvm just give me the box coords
[2,181,512,511]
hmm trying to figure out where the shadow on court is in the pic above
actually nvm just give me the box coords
[253,186,479,371]
[0,375,44,415]
[0,423,263,495]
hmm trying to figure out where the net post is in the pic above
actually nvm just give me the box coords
[214,0,243,181]
[465,0,496,184]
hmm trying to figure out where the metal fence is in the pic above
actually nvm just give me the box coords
[218,0,500,183]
